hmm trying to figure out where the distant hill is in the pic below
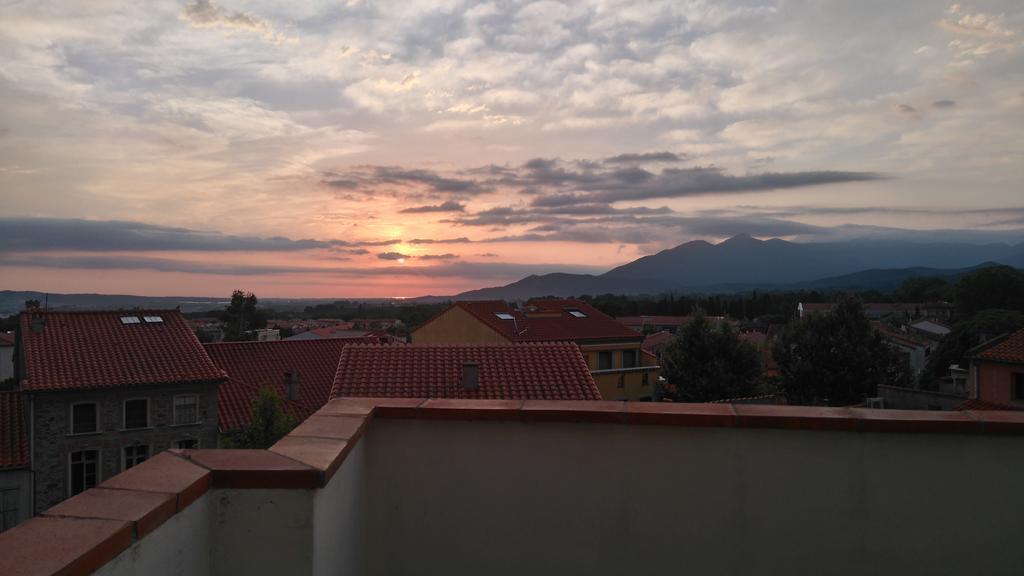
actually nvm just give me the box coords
[0,291,346,317]
[453,235,1024,300]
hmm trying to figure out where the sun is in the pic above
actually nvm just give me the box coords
[397,258,406,264]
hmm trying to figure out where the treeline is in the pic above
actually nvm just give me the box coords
[579,265,1024,323]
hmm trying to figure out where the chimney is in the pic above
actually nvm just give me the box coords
[461,363,479,391]
[285,371,301,401]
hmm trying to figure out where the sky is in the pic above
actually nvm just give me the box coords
[0,0,1022,298]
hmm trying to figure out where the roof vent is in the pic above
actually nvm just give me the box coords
[462,363,479,390]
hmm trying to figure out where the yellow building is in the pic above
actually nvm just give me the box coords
[412,299,661,401]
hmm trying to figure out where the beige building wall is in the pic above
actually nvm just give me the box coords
[411,307,510,344]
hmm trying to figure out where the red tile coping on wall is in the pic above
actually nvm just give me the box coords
[99,451,210,512]
[43,488,176,539]
[0,516,133,576]
[322,397,1024,435]
[175,448,322,490]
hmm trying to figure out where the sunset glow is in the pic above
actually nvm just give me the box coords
[1,1,1022,297]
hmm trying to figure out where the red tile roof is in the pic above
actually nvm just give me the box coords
[19,310,225,392]
[0,390,28,470]
[642,331,674,353]
[205,338,378,431]
[432,299,640,343]
[331,343,602,400]
[972,329,1024,364]
[216,375,309,432]
[872,322,930,350]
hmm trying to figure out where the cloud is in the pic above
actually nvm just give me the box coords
[330,156,885,207]
[321,166,488,197]
[0,254,605,281]
[377,252,411,261]
[897,104,918,115]
[0,217,397,252]
[181,0,289,44]
[406,237,473,244]
[603,152,686,164]
[398,201,466,213]
[418,253,458,260]
[932,100,957,109]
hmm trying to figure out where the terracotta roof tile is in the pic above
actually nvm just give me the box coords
[973,328,1024,364]
[432,299,640,343]
[0,390,28,470]
[331,342,601,401]
[19,310,225,391]
[205,338,377,431]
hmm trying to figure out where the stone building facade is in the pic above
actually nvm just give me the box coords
[28,381,220,512]
[16,309,227,514]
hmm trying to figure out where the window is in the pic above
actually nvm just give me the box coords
[142,315,163,323]
[0,488,19,532]
[119,316,141,324]
[123,445,149,470]
[70,450,99,496]
[176,439,198,449]
[1014,374,1024,401]
[123,399,149,430]
[567,309,587,318]
[494,313,514,320]
[598,351,613,370]
[71,403,98,435]
[623,349,637,369]
[173,395,199,425]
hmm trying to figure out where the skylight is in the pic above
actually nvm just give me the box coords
[120,316,141,324]
[142,316,163,323]
[568,310,587,318]
[495,313,514,320]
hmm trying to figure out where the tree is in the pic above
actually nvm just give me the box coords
[223,387,297,449]
[773,297,909,405]
[955,266,1024,316]
[659,314,761,402]
[919,309,1024,389]
[894,276,951,303]
[221,290,267,341]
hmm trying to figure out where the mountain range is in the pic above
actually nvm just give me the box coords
[3,236,1022,312]
[452,234,1024,300]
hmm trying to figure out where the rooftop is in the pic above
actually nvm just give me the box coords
[18,309,225,392]
[434,299,640,343]
[330,342,601,401]
[3,399,1024,575]
[972,328,1024,364]
[204,338,378,431]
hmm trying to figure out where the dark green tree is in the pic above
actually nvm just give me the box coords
[773,297,910,405]
[894,276,951,303]
[955,266,1024,316]
[659,314,761,402]
[919,309,1024,389]
[223,387,297,449]
[221,290,267,341]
